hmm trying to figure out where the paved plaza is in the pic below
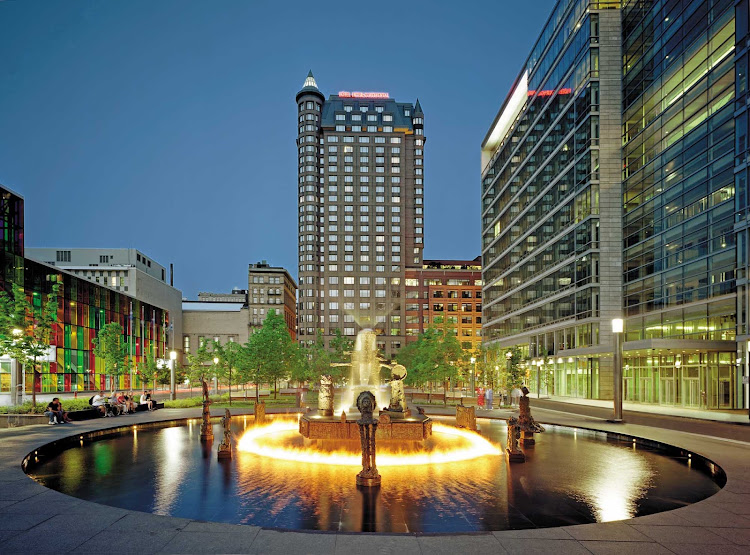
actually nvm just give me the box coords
[0,404,749,554]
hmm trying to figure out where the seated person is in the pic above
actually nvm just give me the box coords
[109,391,125,415]
[115,391,131,414]
[139,390,154,411]
[123,391,136,413]
[45,397,67,424]
[91,390,108,416]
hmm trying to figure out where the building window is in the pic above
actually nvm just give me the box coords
[183,336,190,353]
[56,250,71,262]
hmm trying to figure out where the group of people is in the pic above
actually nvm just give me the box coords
[45,390,158,424]
[475,385,527,410]
[91,390,157,416]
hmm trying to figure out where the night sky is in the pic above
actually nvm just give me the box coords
[0,0,555,298]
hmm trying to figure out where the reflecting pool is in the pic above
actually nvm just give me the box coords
[28,416,721,532]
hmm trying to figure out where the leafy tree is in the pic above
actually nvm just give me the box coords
[0,282,60,406]
[137,356,159,392]
[397,318,462,398]
[328,328,353,384]
[93,322,131,392]
[246,310,299,399]
[185,337,214,387]
[212,339,249,405]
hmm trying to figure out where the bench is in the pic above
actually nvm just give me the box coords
[67,408,102,421]
[135,402,165,412]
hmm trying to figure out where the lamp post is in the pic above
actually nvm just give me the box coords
[169,350,177,401]
[470,357,476,394]
[611,318,624,423]
[213,356,219,395]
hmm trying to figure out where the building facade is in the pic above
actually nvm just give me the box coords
[481,0,747,411]
[296,72,425,358]
[405,258,483,353]
[26,247,183,357]
[1,187,170,404]
[181,301,250,362]
[249,261,297,340]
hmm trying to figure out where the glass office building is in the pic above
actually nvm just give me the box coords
[0,185,169,400]
[482,0,747,411]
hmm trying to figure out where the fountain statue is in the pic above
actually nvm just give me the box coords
[355,391,381,487]
[386,363,407,412]
[200,377,213,442]
[506,416,525,463]
[456,404,477,431]
[518,390,545,445]
[318,374,334,416]
[218,409,232,459]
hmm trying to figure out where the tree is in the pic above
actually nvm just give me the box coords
[92,322,131,392]
[212,339,249,405]
[246,310,299,399]
[138,356,159,392]
[0,282,60,407]
[397,318,462,400]
[185,338,213,388]
[328,328,353,384]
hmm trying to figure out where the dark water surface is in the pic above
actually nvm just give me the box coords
[29,416,721,532]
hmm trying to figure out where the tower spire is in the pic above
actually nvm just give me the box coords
[303,70,318,90]
[414,98,423,115]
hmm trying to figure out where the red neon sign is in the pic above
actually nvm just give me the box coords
[338,91,390,99]
[527,88,572,97]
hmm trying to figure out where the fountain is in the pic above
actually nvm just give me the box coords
[299,329,432,441]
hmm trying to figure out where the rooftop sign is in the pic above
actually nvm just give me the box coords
[338,91,390,99]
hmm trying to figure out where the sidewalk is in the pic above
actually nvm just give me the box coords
[538,394,749,423]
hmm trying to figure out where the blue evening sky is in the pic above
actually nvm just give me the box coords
[0,0,555,298]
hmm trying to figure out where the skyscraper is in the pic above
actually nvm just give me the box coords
[480,0,743,412]
[296,72,425,358]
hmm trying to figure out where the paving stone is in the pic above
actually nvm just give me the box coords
[719,502,750,516]
[709,526,750,545]
[334,533,420,555]
[0,512,53,530]
[631,525,731,544]
[73,529,179,553]
[417,533,503,554]
[493,527,574,540]
[106,511,192,532]
[181,520,260,534]
[0,525,97,553]
[661,544,750,554]
[0,529,21,542]
[675,509,750,528]
[496,538,590,554]
[0,488,84,513]
[628,511,694,526]
[580,540,672,554]
[563,522,651,541]
[0,479,46,501]
[249,529,337,554]
[157,530,260,554]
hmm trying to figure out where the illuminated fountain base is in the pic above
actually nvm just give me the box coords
[240,418,497,466]
[299,411,431,442]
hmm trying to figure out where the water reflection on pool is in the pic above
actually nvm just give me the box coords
[29,416,720,532]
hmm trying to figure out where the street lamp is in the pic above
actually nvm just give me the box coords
[169,350,177,401]
[611,318,624,423]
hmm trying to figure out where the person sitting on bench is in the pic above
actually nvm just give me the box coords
[140,390,154,411]
[45,397,69,424]
[91,390,108,416]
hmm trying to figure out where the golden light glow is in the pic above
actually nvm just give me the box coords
[237,419,500,466]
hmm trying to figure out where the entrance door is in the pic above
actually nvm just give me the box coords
[659,378,675,405]
[639,377,653,404]
[683,377,701,408]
